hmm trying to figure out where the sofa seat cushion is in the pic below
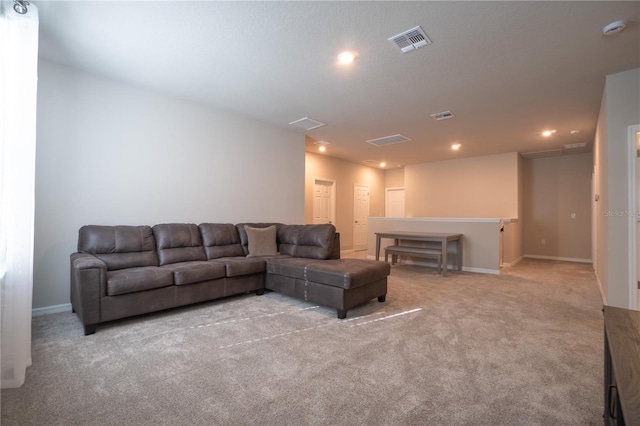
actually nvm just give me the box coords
[265,257,320,280]
[306,259,391,289]
[211,257,267,277]
[106,267,174,296]
[281,259,391,290]
[161,261,226,285]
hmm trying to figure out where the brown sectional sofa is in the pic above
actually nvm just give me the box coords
[70,222,390,335]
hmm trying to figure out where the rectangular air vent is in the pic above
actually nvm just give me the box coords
[520,149,563,159]
[388,26,432,53]
[366,134,411,147]
[430,111,455,121]
[563,142,588,149]
[288,116,327,131]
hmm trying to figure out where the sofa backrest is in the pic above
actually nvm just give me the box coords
[276,224,303,256]
[292,224,336,260]
[152,223,206,265]
[198,223,245,259]
[77,225,159,270]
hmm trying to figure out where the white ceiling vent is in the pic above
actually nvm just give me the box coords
[288,116,327,131]
[520,149,563,159]
[388,26,432,53]
[431,111,455,121]
[366,134,411,147]
[563,142,588,150]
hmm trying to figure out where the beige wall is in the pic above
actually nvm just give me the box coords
[594,67,640,308]
[35,60,305,309]
[523,153,592,261]
[405,152,519,218]
[384,168,405,188]
[305,152,385,251]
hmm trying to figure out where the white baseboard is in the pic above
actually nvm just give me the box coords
[501,256,524,268]
[32,303,72,317]
[595,271,607,305]
[524,254,592,264]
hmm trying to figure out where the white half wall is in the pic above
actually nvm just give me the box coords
[34,60,305,309]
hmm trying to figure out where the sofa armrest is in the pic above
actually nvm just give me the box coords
[70,252,107,334]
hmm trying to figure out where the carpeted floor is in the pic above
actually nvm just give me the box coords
[1,258,604,425]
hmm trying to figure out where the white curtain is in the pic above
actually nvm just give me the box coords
[0,1,39,388]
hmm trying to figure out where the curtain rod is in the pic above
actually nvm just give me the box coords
[13,0,30,14]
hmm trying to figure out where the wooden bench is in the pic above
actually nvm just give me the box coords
[384,245,443,273]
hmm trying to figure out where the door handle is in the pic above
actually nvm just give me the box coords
[355,221,358,223]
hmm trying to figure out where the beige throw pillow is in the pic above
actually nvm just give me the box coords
[244,225,279,257]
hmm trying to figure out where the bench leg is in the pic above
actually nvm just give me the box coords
[337,309,347,319]
[378,295,386,303]
[438,255,442,274]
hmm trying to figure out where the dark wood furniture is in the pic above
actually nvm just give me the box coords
[375,231,462,277]
[604,306,640,425]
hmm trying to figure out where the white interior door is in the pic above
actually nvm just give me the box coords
[385,187,405,217]
[353,184,369,251]
[313,178,335,224]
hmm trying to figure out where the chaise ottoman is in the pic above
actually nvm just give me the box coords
[265,258,390,319]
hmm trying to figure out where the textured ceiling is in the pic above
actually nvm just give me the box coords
[37,1,640,168]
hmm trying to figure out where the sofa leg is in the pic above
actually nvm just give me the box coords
[337,309,347,319]
[378,295,386,303]
[256,289,265,296]
[83,324,97,336]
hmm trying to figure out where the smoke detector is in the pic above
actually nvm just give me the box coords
[603,20,627,36]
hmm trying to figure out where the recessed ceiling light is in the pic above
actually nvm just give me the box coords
[380,162,386,168]
[542,130,557,137]
[451,143,461,150]
[337,51,357,65]
[314,140,330,152]
[570,130,580,135]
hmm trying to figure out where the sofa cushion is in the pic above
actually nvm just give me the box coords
[160,261,226,285]
[304,259,391,290]
[78,225,159,271]
[106,266,174,296]
[265,257,320,280]
[211,257,267,277]
[199,223,245,259]
[244,225,279,257]
[152,223,206,265]
[276,225,302,256]
[293,224,336,260]
[236,223,283,255]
